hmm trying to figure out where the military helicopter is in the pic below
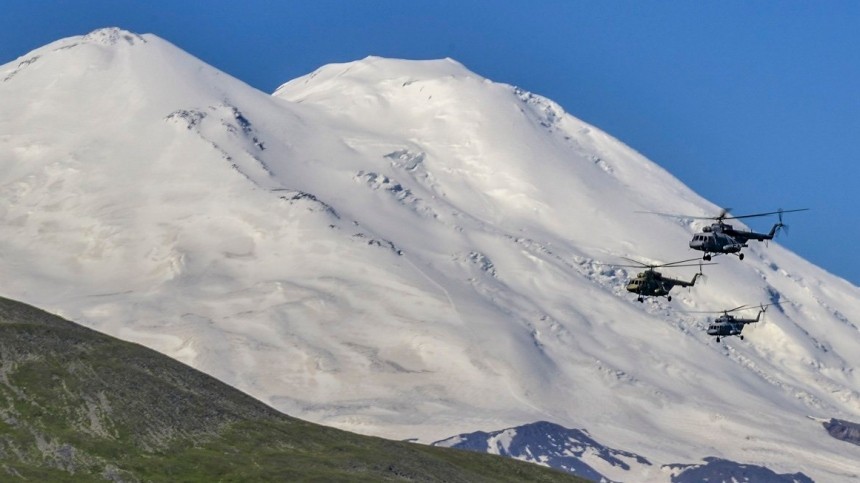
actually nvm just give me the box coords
[645,208,808,261]
[619,257,713,302]
[695,302,782,342]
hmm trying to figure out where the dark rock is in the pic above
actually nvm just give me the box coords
[823,418,860,446]
[666,456,814,483]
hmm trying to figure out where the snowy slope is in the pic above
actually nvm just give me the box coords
[2,28,859,481]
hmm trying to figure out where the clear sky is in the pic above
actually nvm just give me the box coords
[2,1,858,286]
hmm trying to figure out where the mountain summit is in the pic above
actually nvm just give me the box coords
[1,28,859,481]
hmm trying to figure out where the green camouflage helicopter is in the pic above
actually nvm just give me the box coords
[620,257,714,303]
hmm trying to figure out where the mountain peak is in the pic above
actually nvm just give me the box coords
[273,56,477,102]
[80,27,147,47]
[2,27,152,86]
[1,26,266,121]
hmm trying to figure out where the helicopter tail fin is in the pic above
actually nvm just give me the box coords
[692,264,707,286]
[767,209,791,242]
[754,304,769,322]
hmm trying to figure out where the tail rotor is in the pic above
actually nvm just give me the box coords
[697,261,708,285]
[769,209,789,245]
[777,208,790,236]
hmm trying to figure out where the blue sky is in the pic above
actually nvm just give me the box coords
[2,1,858,285]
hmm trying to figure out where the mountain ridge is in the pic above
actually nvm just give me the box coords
[433,421,817,483]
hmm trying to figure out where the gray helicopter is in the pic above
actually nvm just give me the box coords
[646,208,808,261]
[696,302,782,342]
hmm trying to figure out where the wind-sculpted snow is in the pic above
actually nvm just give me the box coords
[384,149,426,172]
[462,251,497,278]
[2,55,39,82]
[354,171,437,219]
[514,87,565,130]
[273,189,341,219]
[2,28,860,482]
[166,104,273,186]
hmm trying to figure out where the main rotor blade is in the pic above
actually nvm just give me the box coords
[685,300,787,315]
[725,304,751,313]
[619,257,649,268]
[638,208,809,222]
[634,210,687,218]
[635,210,717,220]
[724,208,809,220]
[682,307,746,314]
[728,301,787,313]
[660,258,708,267]
[657,263,718,268]
[617,257,716,269]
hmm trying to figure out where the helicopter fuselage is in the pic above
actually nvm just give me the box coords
[706,318,746,337]
[626,269,700,302]
[706,312,763,341]
[689,222,781,260]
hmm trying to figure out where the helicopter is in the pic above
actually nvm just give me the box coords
[644,208,808,261]
[696,302,782,342]
[620,257,714,302]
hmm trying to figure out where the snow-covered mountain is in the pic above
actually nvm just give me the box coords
[433,421,813,483]
[2,28,859,481]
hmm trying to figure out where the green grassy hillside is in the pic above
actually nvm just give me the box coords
[0,297,587,482]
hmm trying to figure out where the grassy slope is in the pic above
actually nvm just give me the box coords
[0,297,587,482]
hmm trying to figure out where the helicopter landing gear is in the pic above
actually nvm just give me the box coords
[715,337,721,343]
[637,296,644,303]
[703,254,712,261]
[667,295,672,302]
[739,253,745,260]
[740,335,744,340]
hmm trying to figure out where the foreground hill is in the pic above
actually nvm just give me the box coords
[0,296,584,482]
